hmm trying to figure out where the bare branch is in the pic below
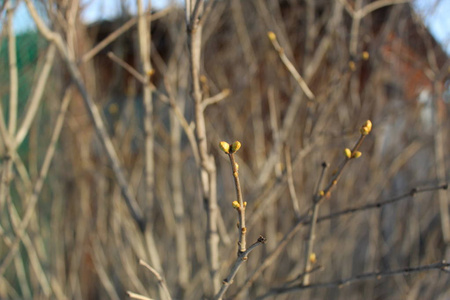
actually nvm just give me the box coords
[267,31,315,101]
[139,259,172,300]
[127,291,154,300]
[202,89,231,111]
[214,236,267,300]
[7,3,18,136]
[80,7,173,64]
[258,261,450,299]
[107,52,146,84]
[15,44,57,145]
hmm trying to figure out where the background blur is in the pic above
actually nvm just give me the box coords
[0,0,449,299]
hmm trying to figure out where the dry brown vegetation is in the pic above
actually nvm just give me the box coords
[0,0,449,299]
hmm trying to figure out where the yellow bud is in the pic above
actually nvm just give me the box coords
[230,141,241,153]
[147,69,155,77]
[267,31,276,41]
[362,51,369,60]
[232,201,240,209]
[353,151,362,158]
[348,61,356,71]
[319,190,325,196]
[360,120,372,135]
[344,148,352,159]
[309,252,317,264]
[234,162,239,171]
[244,201,247,207]
[219,141,230,153]
[363,120,372,132]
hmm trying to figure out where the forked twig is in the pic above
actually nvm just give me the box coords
[138,259,172,300]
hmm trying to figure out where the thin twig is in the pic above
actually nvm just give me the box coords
[127,291,154,300]
[80,7,173,64]
[285,147,300,217]
[302,162,328,285]
[317,184,449,223]
[214,236,267,300]
[15,44,57,145]
[139,259,172,300]
[201,89,231,111]
[257,261,450,299]
[158,82,200,164]
[7,2,18,136]
[267,31,315,101]
[282,265,323,288]
[107,52,146,83]
[360,0,411,18]
[229,150,246,253]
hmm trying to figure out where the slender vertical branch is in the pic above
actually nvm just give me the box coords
[432,83,450,258]
[216,141,266,300]
[228,144,246,253]
[15,44,56,145]
[137,0,154,212]
[0,3,17,270]
[186,0,220,294]
[170,103,190,288]
[302,121,372,286]
[7,2,18,136]
[302,162,328,285]
[136,2,165,298]
[349,0,363,57]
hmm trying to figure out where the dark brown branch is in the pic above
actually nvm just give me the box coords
[257,261,450,299]
[317,184,448,223]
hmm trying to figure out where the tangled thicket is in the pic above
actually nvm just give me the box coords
[0,1,449,299]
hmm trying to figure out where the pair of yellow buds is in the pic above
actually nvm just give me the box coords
[220,141,241,154]
[232,200,247,209]
[344,148,362,159]
[360,120,372,136]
